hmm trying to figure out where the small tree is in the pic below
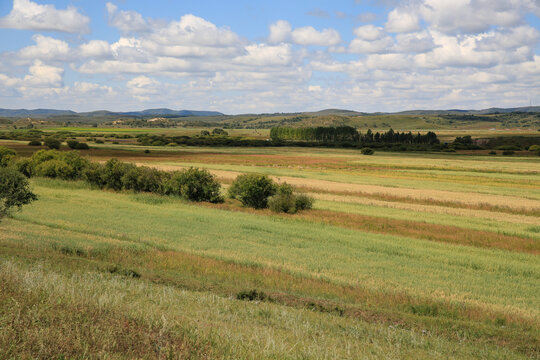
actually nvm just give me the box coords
[228,174,276,209]
[361,147,374,155]
[0,167,37,221]
[43,137,61,149]
[0,146,16,167]
[165,168,223,203]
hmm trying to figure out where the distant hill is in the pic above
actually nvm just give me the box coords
[0,109,77,117]
[393,106,540,115]
[0,108,224,118]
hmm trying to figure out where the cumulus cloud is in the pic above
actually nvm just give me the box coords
[385,8,420,33]
[268,21,341,46]
[291,26,341,46]
[17,35,71,62]
[419,0,524,34]
[78,40,113,59]
[106,2,148,33]
[0,0,89,33]
[1,0,540,113]
[269,20,292,43]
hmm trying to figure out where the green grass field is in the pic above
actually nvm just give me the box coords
[1,143,539,359]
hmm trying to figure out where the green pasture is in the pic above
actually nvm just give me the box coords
[9,179,540,315]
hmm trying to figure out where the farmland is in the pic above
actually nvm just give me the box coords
[0,139,539,359]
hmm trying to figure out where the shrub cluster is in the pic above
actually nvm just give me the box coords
[84,159,223,203]
[43,137,61,149]
[228,174,313,213]
[0,146,223,204]
[267,183,314,214]
[67,140,90,150]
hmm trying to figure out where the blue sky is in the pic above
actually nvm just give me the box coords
[0,0,539,113]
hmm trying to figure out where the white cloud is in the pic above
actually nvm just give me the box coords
[394,31,436,53]
[78,40,112,59]
[268,20,292,43]
[419,0,524,34]
[17,35,71,62]
[23,60,64,87]
[234,44,294,66]
[385,8,420,33]
[353,25,385,41]
[106,2,148,33]
[0,0,89,33]
[291,26,342,46]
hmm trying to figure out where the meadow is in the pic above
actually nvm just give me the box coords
[0,140,539,359]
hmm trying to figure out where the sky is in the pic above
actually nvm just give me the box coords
[0,0,539,114]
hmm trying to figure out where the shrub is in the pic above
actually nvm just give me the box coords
[43,137,61,149]
[361,147,374,155]
[30,150,90,179]
[502,150,514,156]
[212,128,228,136]
[228,174,276,209]
[34,159,75,180]
[82,163,107,188]
[28,140,42,146]
[75,142,90,150]
[236,290,267,301]
[101,159,137,191]
[165,168,223,203]
[268,183,296,213]
[268,184,314,213]
[488,150,497,155]
[0,146,16,167]
[144,149,150,154]
[122,166,165,193]
[11,158,33,177]
[67,140,79,149]
[295,193,314,211]
[0,167,37,220]
[95,139,104,144]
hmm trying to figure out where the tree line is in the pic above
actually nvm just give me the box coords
[270,126,439,145]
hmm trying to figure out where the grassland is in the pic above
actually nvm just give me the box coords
[0,141,539,359]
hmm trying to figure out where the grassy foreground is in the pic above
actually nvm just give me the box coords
[1,177,539,359]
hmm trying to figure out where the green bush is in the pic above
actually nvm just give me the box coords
[67,140,79,149]
[101,159,137,191]
[34,159,75,179]
[82,163,107,188]
[165,168,223,203]
[95,139,104,144]
[502,150,514,156]
[11,158,33,177]
[75,142,90,150]
[228,174,276,209]
[268,183,296,213]
[488,150,497,155]
[0,167,37,220]
[361,147,374,155]
[294,193,314,211]
[43,137,61,149]
[122,166,165,193]
[28,140,42,146]
[0,146,16,167]
[30,150,90,180]
[268,184,314,213]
